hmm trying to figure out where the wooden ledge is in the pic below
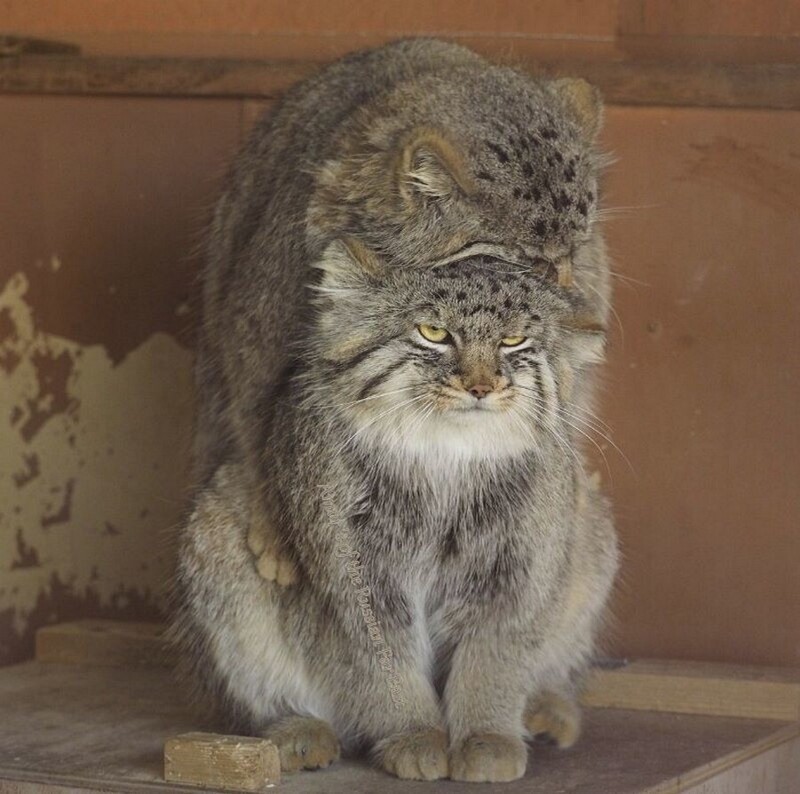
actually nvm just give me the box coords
[2,657,799,793]
[2,54,800,109]
[36,621,800,721]
[584,658,800,722]
[36,619,174,668]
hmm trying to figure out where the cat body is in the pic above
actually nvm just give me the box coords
[175,38,618,783]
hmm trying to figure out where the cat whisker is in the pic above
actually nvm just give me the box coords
[609,269,650,288]
[552,412,613,480]
[560,404,635,477]
[515,386,615,436]
[560,399,615,436]
[580,279,624,343]
[339,385,419,408]
[337,394,429,452]
[518,402,578,466]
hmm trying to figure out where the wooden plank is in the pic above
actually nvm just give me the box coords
[164,733,279,791]
[583,659,800,721]
[636,0,794,38]
[1,55,800,109]
[0,660,795,794]
[616,32,800,64]
[36,619,173,668]
[645,722,800,794]
[0,0,620,39]
[0,56,316,100]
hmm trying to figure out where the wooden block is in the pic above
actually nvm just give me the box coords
[164,732,280,791]
[583,659,800,721]
[36,620,172,668]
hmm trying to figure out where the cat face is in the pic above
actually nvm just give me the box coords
[310,241,604,460]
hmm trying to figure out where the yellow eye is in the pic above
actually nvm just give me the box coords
[418,324,450,343]
[500,336,527,348]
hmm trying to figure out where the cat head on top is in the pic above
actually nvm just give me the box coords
[307,64,605,278]
[306,239,605,462]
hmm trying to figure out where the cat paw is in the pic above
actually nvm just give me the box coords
[247,522,297,586]
[524,692,581,748]
[260,716,339,772]
[377,728,449,780]
[450,733,527,782]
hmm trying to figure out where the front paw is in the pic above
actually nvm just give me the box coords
[450,733,527,783]
[524,692,581,749]
[260,716,339,772]
[247,522,297,585]
[377,728,449,781]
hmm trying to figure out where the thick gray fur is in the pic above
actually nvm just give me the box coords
[173,38,618,782]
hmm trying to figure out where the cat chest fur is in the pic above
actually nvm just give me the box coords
[327,448,575,612]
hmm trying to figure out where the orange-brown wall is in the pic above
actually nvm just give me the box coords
[1,2,798,669]
[3,0,800,60]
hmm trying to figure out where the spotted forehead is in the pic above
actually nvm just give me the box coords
[417,258,550,320]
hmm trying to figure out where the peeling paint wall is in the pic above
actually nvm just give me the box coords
[0,96,242,665]
[0,269,191,664]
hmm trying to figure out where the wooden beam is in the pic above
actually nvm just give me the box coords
[582,659,800,722]
[36,619,173,668]
[1,55,799,109]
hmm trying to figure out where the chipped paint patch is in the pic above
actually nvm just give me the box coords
[11,529,40,570]
[40,479,76,529]
[1,270,193,665]
[12,453,39,487]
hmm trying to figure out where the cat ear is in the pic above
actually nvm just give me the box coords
[549,78,604,142]
[395,128,476,207]
[313,237,384,288]
[567,314,606,365]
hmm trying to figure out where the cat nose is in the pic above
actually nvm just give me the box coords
[468,383,493,399]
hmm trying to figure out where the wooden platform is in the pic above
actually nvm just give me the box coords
[0,622,798,793]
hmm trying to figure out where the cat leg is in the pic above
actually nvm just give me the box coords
[290,571,448,779]
[443,623,533,782]
[320,608,449,780]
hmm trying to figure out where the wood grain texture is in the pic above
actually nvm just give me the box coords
[164,733,279,790]
[600,106,800,668]
[646,723,800,794]
[0,660,796,794]
[0,0,619,39]
[635,0,800,38]
[2,55,800,109]
[583,660,800,721]
[36,620,173,667]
